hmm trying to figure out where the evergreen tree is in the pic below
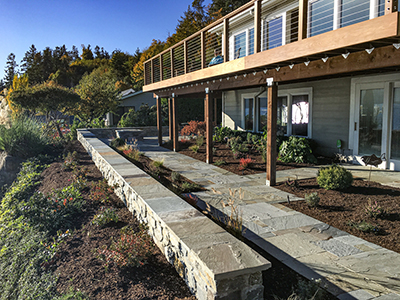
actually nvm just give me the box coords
[3,53,18,88]
[81,44,94,60]
[20,44,38,73]
[208,0,250,18]
[70,45,80,61]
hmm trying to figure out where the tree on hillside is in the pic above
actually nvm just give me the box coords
[208,0,250,18]
[5,74,29,115]
[131,40,165,91]
[4,53,18,88]
[74,67,120,122]
[9,81,80,138]
[81,44,94,60]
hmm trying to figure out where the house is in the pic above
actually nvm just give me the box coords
[142,0,400,185]
[106,89,155,126]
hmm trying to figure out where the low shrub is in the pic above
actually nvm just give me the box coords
[317,164,353,190]
[110,137,125,148]
[213,126,232,143]
[92,207,119,227]
[67,117,105,141]
[364,199,385,219]
[97,224,153,268]
[90,179,115,205]
[348,220,380,234]
[304,192,320,207]
[171,171,181,182]
[189,145,199,153]
[62,151,78,170]
[0,115,50,158]
[181,182,201,192]
[152,159,164,168]
[278,136,317,164]
[196,135,204,147]
[214,160,226,166]
[180,120,206,137]
[239,156,253,170]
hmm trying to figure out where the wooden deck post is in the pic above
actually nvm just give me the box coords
[385,0,398,14]
[223,19,229,62]
[205,89,213,164]
[214,98,217,126]
[201,31,205,69]
[156,95,162,146]
[266,79,277,186]
[254,0,262,53]
[298,0,308,41]
[168,97,173,140]
[172,94,179,152]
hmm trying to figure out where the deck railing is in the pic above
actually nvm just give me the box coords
[144,0,398,86]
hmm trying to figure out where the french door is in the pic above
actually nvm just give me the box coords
[353,80,400,170]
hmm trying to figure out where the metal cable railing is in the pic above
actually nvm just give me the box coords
[144,0,395,85]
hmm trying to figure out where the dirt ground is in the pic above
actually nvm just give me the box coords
[38,141,195,300]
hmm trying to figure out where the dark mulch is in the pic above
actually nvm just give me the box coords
[162,140,323,175]
[38,141,195,300]
[276,178,400,253]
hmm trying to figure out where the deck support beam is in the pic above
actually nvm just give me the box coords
[172,94,179,152]
[298,0,308,41]
[205,89,213,164]
[254,0,262,53]
[156,95,162,146]
[266,80,277,186]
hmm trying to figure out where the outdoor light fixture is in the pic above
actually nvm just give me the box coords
[304,60,310,66]
[322,56,329,63]
[342,52,350,59]
[365,47,374,54]
[263,69,268,74]
[289,64,294,69]
[275,67,280,71]
[393,43,400,49]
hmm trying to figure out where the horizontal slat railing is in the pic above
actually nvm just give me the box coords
[144,0,398,86]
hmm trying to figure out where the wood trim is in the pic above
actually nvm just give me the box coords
[254,0,261,53]
[266,82,277,186]
[172,96,179,151]
[156,96,162,146]
[144,13,400,92]
[298,0,308,41]
[154,44,400,98]
[205,91,213,164]
[223,19,229,62]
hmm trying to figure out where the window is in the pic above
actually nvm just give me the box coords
[244,98,254,130]
[232,27,254,60]
[264,16,284,50]
[278,88,313,138]
[258,97,268,131]
[257,96,288,134]
[234,31,246,59]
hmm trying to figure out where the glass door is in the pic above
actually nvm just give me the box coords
[389,85,400,169]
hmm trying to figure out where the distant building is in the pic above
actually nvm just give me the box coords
[106,89,155,126]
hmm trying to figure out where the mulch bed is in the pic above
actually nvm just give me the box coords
[38,141,195,300]
[162,139,318,175]
[276,178,400,254]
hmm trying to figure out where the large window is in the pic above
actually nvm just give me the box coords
[234,31,246,59]
[244,98,254,130]
[232,27,254,59]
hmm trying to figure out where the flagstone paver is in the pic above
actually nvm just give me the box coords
[135,136,400,299]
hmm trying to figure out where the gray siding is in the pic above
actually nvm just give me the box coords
[222,77,352,157]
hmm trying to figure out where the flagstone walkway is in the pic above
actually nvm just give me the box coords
[137,136,400,300]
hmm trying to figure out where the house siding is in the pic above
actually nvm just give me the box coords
[222,77,352,157]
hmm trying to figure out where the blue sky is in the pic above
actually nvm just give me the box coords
[0,0,211,80]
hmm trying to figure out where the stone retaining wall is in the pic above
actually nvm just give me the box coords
[77,129,270,300]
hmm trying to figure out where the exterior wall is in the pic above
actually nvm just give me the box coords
[222,77,352,157]
[121,92,155,109]
[77,129,270,300]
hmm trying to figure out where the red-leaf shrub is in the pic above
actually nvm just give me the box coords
[180,120,206,136]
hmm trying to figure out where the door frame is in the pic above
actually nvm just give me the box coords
[350,73,400,170]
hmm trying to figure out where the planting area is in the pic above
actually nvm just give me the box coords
[0,140,195,300]
[276,177,400,254]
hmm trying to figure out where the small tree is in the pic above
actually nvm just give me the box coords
[74,67,120,122]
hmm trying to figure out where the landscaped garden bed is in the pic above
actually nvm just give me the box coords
[276,177,400,254]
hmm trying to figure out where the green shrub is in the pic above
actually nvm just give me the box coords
[66,117,105,141]
[348,220,380,234]
[0,116,50,158]
[92,207,119,227]
[214,160,226,166]
[110,137,125,148]
[213,126,232,143]
[317,164,353,190]
[181,182,201,192]
[171,171,181,182]
[305,192,320,207]
[189,145,199,153]
[196,136,204,146]
[278,136,317,164]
